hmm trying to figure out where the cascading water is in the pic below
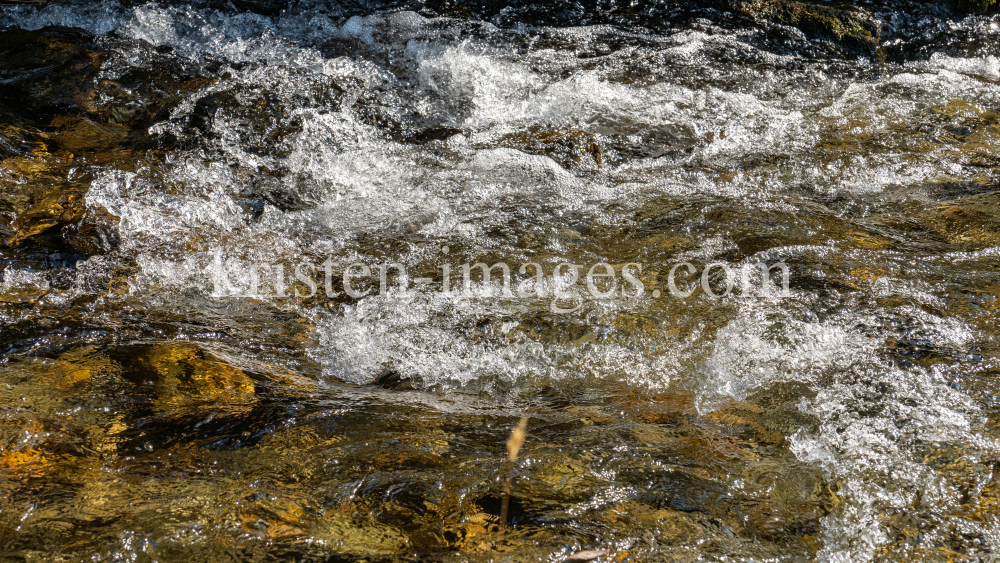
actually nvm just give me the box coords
[1,0,1000,560]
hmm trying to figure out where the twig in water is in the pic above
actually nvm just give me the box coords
[499,416,528,533]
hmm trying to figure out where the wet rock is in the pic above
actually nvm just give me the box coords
[417,0,890,57]
[0,25,202,132]
[0,27,103,119]
[112,343,256,411]
[732,0,881,56]
[0,27,209,253]
[182,89,297,155]
[408,125,464,144]
[0,118,50,159]
[497,127,604,170]
[239,177,311,218]
[174,71,348,160]
[372,367,421,390]
[60,206,121,255]
[0,149,82,247]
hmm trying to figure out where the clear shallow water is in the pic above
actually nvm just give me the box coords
[1,0,1000,561]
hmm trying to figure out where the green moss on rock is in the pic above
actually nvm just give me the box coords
[733,0,881,52]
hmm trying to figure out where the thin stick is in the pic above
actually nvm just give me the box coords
[499,417,528,533]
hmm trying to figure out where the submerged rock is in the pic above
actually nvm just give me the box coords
[113,343,257,410]
[0,26,208,254]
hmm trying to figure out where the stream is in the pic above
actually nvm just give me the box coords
[1,0,1000,560]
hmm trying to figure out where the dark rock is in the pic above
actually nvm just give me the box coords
[0,26,208,254]
[372,368,419,390]
[61,207,121,255]
[409,126,463,144]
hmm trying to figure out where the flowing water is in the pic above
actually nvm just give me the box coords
[1,0,1000,560]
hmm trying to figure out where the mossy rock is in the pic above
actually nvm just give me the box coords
[732,0,881,54]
